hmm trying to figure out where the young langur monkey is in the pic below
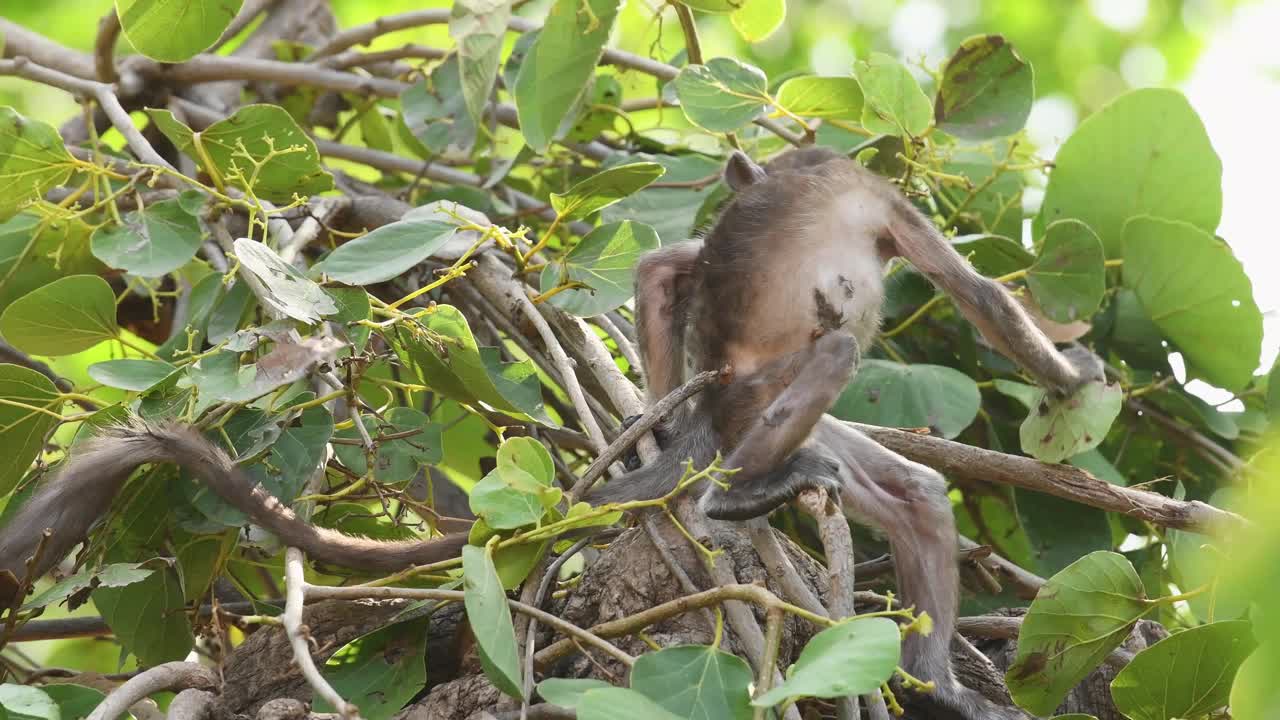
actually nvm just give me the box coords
[586,146,1103,719]
[0,419,472,606]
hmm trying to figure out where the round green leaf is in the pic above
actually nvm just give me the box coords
[776,76,864,120]
[513,0,623,152]
[1122,216,1262,393]
[312,219,459,286]
[234,238,337,324]
[1111,620,1256,720]
[1036,88,1221,256]
[674,58,771,133]
[631,645,753,719]
[0,685,57,720]
[91,199,203,277]
[462,545,522,699]
[579,688,684,720]
[935,35,1034,140]
[752,617,901,707]
[0,108,77,222]
[831,360,981,439]
[1018,379,1121,463]
[1027,219,1105,323]
[539,221,660,317]
[537,678,613,709]
[551,163,666,221]
[115,0,244,63]
[87,359,178,391]
[0,364,60,498]
[856,52,932,137]
[1006,552,1149,716]
[0,275,118,356]
[730,0,785,42]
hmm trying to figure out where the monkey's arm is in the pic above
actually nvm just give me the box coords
[886,202,1103,396]
[633,242,701,404]
[0,419,470,605]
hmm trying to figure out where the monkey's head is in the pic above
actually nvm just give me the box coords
[723,146,849,192]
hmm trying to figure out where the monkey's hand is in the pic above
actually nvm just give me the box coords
[700,448,843,521]
[1060,342,1107,394]
[619,414,673,472]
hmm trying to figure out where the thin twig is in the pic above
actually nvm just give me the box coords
[752,607,785,720]
[520,537,596,719]
[284,548,362,720]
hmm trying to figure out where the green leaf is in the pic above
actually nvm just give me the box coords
[602,153,723,246]
[538,678,614,708]
[578,688,684,720]
[631,645,753,719]
[674,58,771,133]
[462,545,522,698]
[856,53,932,137]
[1268,358,1280,419]
[470,437,560,529]
[0,275,118,356]
[1017,379,1121,463]
[0,365,61,497]
[831,359,981,439]
[730,0,785,42]
[332,408,441,486]
[40,686,104,720]
[1122,216,1262,393]
[539,221,659,317]
[400,56,477,155]
[1015,491,1112,577]
[1027,219,1105,323]
[0,213,106,316]
[23,562,156,611]
[1006,552,1149,716]
[951,234,1034,276]
[1036,88,1221,256]
[450,0,512,125]
[1111,620,1255,720]
[93,564,194,665]
[935,35,1034,139]
[313,219,458,286]
[358,106,395,153]
[776,76,864,120]
[550,163,666,221]
[87,359,178,391]
[753,618,901,707]
[677,0,742,12]
[147,105,334,203]
[0,686,57,720]
[233,238,336,324]
[326,286,372,353]
[316,617,431,720]
[513,0,623,152]
[115,0,243,62]
[0,107,77,222]
[91,199,203,277]
[1146,386,1239,440]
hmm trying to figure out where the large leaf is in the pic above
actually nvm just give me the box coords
[233,238,337,324]
[1122,216,1262,393]
[147,106,333,203]
[1027,219,1105,323]
[537,678,614,709]
[93,564,194,665]
[856,52,932,137]
[469,437,560,530]
[753,617,901,707]
[578,688,684,720]
[0,364,61,497]
[462,545,522,698]
[1111,620,1256,720]
[602,153,723,246]
[630,645,753,720]
[730,0,785,42]
[550,163,665,221]
[513,0,623,151]
[0,213,105,316]
[776,76,863,120]
[449,0,512,125]
[91,199,204,277]
[539,221,659,317]
[0,685,58,720]
[0,275,118,356]
[831,359,981,439]
[951,234,1034,276]
[674,58,771,133]
[1006,552,1150,716]
[0,108,77,221]
[316,617,432,720]
[1016,379,1121,464]
[1035,88,1221,256]
[116,0,242,62]
[23,562,156,611]
[41,685,105,720]
[935,35,1034,139]
[313,219,458,286]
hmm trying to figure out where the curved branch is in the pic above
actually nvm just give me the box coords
[165,689,216,720]
[284,548,362,720]
[85,663,218,720]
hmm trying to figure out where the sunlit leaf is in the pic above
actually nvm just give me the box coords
[1111,620,1255,720]
[856,53,932,136]
[1027,219,1105,323]
[539,221,659,317]
[0,108,77,222]
[115,0,243,62]
[450,0,512,125]
[87,359,178,391]
[935,34,1034,139]
[674,58,771,133]
[91,199,203,277]
[550,163,665,221]
[312,219,458,286]
[776,76,863,120]
[0,685,57,720]
[753,618,901,706]
[730,0,785,42]
[1017,379,1121,463]
[462,545,522,698]
[0,364,61,497]
[0,275,118,356]
[233,238,337,324]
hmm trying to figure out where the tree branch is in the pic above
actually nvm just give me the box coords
[85,662,218,720]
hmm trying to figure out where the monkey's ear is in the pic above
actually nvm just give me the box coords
[724,151,767,191]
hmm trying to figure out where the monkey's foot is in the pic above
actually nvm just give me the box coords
[700,449,842,521]
[619,414,672,472]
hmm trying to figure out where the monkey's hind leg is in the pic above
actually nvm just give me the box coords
[700,332,858,521]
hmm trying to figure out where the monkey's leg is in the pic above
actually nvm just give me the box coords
[810,419,1030,720]
[700,332,858,521]
[633,241,701,404]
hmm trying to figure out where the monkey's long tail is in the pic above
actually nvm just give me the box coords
[582,410,719,506]
[0,418,470,605]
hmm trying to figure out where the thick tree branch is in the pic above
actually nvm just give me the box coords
[85,662,218,720]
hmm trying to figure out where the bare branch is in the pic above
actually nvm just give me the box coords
[284,548,362,720]
[165,689,217,720]
[85,662,218,720]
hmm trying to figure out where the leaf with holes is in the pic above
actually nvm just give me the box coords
[233,238,336,324]
[550,163,666,221]
[1027,219,1105,323]
[540,221,659,317]
[935,35,1034,139]
[630,645,753,719]
[91,199,203,277]
[776,76,863,120]
[856,53,932,136]
[1018,379,1120,463]
[1006,552,1150,716]
[0,275,118,356]
[0,108,78,222]
[675,58,771,133]
[462,545,522,698]
[830,360,980,439]
[23,562,156,611]
[753,618,901,707]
